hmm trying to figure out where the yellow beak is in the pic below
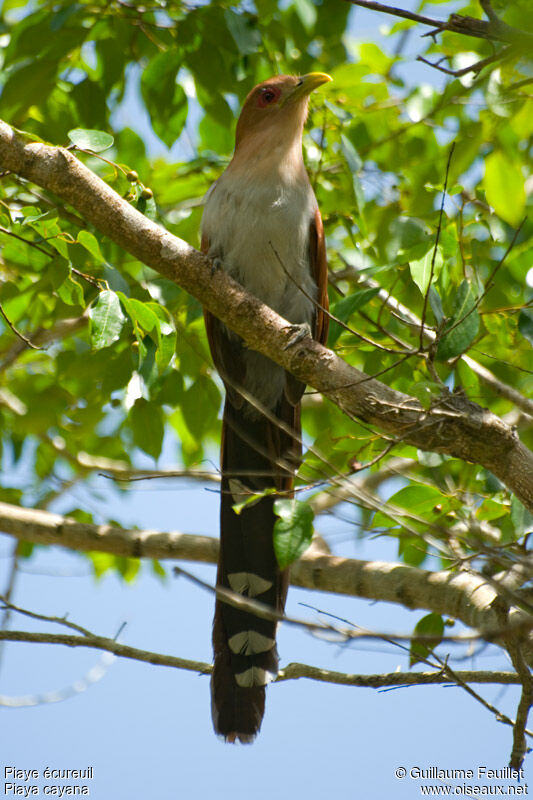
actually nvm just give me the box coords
[287,72,332,105]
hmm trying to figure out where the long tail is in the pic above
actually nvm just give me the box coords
[211,397,299,743]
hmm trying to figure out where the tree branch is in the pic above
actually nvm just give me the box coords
[0,122,532,510]
[1,500,531,659]
[343,1,533,47]
[277,662,521,687]
[0,628,522,691]
[417,47,513,78]
[0,629,211,674]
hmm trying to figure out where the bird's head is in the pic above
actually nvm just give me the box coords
[234,73,332,153]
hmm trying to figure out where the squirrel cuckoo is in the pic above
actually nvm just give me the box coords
[201,73,330,742]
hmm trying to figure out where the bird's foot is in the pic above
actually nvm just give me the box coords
[210,256,224,276]
[283,322,312,350]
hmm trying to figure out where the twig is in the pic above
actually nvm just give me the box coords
[0,223,52,256]
[0,312,88,372]
[0,595,93,637]
[509,77,533,92]
[479,0,499,23]
[343,0,453,28]
[0,543,20,669]
[0,302,42,350]
[417,47,512,78]
[420,141,455,352]
[436,652,529,733]
[505,633,533,768]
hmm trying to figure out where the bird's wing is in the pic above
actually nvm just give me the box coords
[202,233,246,408]
[284,207,329,406]
[310,206,329,346]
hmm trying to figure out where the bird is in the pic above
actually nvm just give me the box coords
[201,72,331,743]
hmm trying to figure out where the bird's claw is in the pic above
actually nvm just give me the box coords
[210,256,224,276]
[283,322,312,350]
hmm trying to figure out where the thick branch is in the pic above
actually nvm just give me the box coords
[1,122,532,510]
[0,501,527,648]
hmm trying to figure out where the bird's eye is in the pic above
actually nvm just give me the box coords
[257,86,281,108]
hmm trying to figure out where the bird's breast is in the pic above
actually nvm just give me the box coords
[201,173,317,326]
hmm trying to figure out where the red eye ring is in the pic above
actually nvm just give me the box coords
[257,86,281,108]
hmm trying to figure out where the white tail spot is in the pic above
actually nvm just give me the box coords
[235,667,277,688]
[227,572,273,597]
[228,631,276,656]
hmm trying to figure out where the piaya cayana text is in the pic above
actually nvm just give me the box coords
[201,73,331,742]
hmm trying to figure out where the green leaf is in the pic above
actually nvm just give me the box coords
[141,51,188,148]
[157,370,184,406]
[292,0,317,30]
[428,287,444,324]
[328,287,380,345]
[384,217,430,262]
[129,398,164,460]
[409,246,443,296]
[71,78,107,129]
[0,59,58,117]
[78,230,105,262]
[410,613,444,667]
[372,484,446,534]
[340,133,362,173]
[410,381,441,410]
[90,290,125,350]
[340,134,364,212]
[124,298,159,333]
[138,335,158,387]
[89,551,116,579]
[406,85,437,123]
[117,293,161,350]
[48,257,70,290]
[152,560,167,581]
[57,274,84,307]
[518,309,533,346]
[273,499,314,569]
[180,376,221,441]
[144,302,177,371]
[67,129,114,152]
[114,556,141,583]
[511,496,533,538]
[484,152,526,227]
[436,280,479,361]
[224,10,262,55]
